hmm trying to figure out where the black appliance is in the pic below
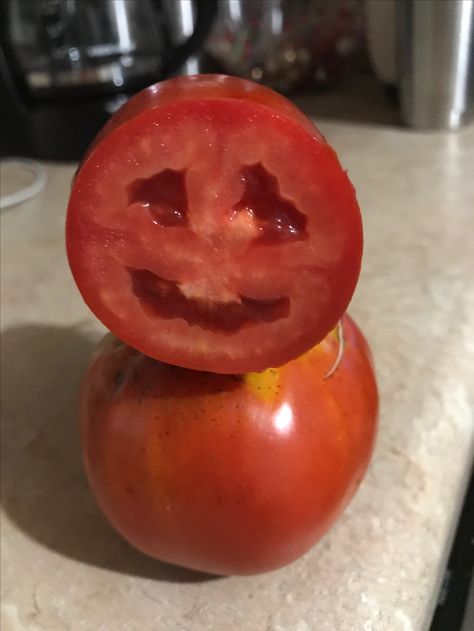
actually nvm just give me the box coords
[0,0,216,160]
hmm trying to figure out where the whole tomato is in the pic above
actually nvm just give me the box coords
[80,315,378,575]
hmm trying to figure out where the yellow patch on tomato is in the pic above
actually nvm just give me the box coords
[244,368,281,404]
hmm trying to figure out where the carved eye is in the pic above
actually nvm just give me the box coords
[234,163,308,243]
[128,169,188,227]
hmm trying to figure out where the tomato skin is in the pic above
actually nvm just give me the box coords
[67,75,363,374]
[88,74,325,154]
[80,315,378,575]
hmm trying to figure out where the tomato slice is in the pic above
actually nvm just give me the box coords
[67,75,362,374]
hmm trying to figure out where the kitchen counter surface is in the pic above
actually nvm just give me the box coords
[1,99,474,631]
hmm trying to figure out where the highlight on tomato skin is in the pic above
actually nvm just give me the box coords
[80,314,378,576]
[66,74,363,375]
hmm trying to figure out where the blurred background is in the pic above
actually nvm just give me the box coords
[0,0,472,161]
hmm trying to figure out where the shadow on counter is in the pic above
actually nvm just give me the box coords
[0,324,218,583]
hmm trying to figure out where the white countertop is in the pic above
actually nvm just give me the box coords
[1,92,474,630]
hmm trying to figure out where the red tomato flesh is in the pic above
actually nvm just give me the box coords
[67,75,362,373]
[80,315,378,575]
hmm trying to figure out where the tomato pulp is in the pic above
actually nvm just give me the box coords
[67,75,363,374]
[80,315,378,575]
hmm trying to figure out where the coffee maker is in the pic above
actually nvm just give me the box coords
[0,0,216,160]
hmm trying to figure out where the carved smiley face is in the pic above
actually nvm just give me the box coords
[67,77,362,373]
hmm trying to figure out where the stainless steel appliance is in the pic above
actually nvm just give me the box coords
[0,0,216,159]
[398,0,474,130]
[367,0,473,130]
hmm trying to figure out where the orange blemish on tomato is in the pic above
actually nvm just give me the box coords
[299,322,342,369]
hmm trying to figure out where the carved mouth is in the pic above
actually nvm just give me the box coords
[128,268,290,332]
